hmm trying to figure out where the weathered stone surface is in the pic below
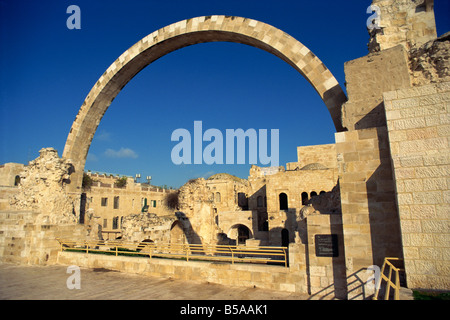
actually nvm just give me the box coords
[9,148,77,225]
[121,212,175,243]
[368,0,437,53]
[409,32,450,86]
[299,182,341,220]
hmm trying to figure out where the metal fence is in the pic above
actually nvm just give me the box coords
[57,239,288,267]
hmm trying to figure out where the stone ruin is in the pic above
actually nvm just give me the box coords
[0,0,449,298]
[9,148,78,226]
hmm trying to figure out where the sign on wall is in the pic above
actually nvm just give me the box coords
[315,234,339,257]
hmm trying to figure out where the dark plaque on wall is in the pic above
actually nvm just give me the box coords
[315,234,339,257]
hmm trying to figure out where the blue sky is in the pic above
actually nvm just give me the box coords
[1,0,449,188]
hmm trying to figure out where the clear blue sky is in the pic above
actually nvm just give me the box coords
[1,0,449,188]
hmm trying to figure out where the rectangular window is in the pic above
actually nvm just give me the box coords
[112,216,118,229]
[103,219,108,228]
[114,196,119,209]
[101,197,108,207]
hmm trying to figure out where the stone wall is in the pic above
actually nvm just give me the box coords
[409,32,450,86]
[57,249,306,294]
[0,163,24,187]
[0,210,87,265]
[306,214,346,299]
[335,127,403,299]
[342,45,412,130]
[368,0,437,53]
[8,148,77,225]
[384,81,450,290]
[296,144,337,169]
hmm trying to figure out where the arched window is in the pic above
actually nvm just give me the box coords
[310,191,317,198]
[320,190,326,195]
[215,192,221,203]
[279,193,288,210]
[301,192,308,205]
[14,175,20,186]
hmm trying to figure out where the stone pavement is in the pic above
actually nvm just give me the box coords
[0,262,310,300]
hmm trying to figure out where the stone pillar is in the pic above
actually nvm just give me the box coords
[335,127,403,299]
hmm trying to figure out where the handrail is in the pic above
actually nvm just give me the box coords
[373,257,404,300]
[56,239,288,268]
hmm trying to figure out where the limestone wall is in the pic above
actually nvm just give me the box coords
[342,45,412,130]
[335,127,403,299]
[306,214,346,299]
[384,81,450,290]
[0,163,24,187]
[368,0,437,53]
[0,210,87,265]
[296,144,337,169]
[57,247,308,294]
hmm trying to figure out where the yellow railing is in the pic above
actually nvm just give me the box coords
[56,239,288,268]
[373,257,404,300]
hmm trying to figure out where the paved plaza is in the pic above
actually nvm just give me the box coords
[0,262,309,300]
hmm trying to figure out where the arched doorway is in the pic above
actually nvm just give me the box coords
[279,192,288,210]
[62,15,347,194]
[228,224,252,245]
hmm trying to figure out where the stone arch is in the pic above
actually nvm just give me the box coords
[228,224,252,245]
[63,15,347,193]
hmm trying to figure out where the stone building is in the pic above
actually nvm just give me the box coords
[0,0,448,299]
[81,172,175,239]
[170,143,339,249]
[0,163,24,210]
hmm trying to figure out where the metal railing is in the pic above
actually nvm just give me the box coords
[373,257,404,300]
[56,239,288,267]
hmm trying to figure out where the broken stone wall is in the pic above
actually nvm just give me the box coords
[368,0,437,53]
